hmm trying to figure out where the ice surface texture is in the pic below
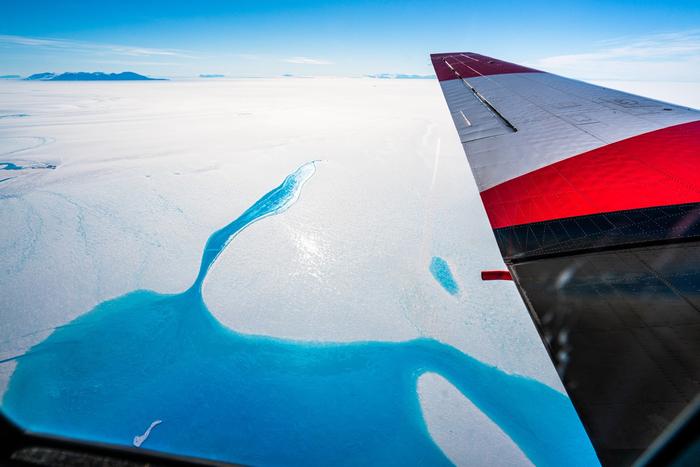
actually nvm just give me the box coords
[3,162,596,466]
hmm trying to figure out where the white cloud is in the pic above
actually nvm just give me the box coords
[0,35,63,47]
[235,53,264,61]
[283,56,333,65]
[93,59,184,67]
[0,34,196,59]
[529,30,700,82]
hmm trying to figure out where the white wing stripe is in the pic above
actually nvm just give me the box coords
[442,71,700,191]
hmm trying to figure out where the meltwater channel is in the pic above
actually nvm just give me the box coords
[3,161,597,466]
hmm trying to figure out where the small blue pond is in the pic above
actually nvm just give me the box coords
[430,256,460,295]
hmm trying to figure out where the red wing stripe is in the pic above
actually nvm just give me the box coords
[431,52,540,81]
[481,270,513,281]
[481,120,700,229]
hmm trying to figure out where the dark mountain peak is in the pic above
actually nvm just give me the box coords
[25,72,57,80]
[25,71,166,81]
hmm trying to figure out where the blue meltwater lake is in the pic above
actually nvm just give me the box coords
[2,161,598,466]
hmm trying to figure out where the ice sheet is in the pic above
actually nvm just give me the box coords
[0,78,597,465]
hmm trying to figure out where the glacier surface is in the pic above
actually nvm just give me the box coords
[0,78,598,465]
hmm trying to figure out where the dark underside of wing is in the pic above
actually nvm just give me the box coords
[513,237,700,466]
[431,52,700,466]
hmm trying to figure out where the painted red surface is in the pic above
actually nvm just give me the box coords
[431,52,540,81]
[480,120,700,229]
[481,270,513,281]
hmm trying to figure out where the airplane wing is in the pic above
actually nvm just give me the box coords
[431,52,700,466]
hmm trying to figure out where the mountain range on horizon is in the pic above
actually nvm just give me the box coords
[24,72,164,81]
[365,73,436,79]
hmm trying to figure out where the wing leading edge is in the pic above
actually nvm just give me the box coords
[432,52,700,466]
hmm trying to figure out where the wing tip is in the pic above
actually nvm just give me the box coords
[430,52,540,81]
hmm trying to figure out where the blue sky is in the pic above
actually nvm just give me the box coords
[1,0,699,81]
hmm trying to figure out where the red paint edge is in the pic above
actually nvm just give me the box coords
[430,52,540,81]
[481,270,513,281]
[481,120,700,229]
